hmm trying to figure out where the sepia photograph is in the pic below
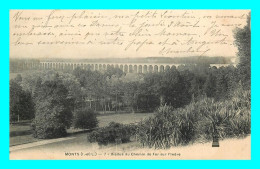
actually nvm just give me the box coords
[9,10,251,160]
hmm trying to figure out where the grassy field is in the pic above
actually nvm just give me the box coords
[10,113,154,146]
[97,113,153,127]
[10,121,40,146]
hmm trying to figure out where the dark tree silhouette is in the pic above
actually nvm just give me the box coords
[234,12,251,89]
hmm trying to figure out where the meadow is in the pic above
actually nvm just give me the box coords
[10,112,154,146]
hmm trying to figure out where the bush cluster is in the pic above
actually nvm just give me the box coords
[31,119,67,139]
[73,108,98,129]
[88,122,136,145]
[135,87,251,149]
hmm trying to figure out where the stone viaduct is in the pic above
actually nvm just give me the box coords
[39,62,183,73]
[11,60,233,73]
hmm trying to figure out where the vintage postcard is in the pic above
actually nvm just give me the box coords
[9,10,251,160]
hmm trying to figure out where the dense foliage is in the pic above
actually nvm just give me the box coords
[88,122,136,145]
[234,12,251,90]
[135,86,250,149]
[73,108,98,129]
[31,74,74,139]
[10,76,35,122]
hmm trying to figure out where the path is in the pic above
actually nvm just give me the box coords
[10,134,250,160]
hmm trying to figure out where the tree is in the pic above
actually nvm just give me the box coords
[122,81,140,112]
[73,68,108,111]
[32,74,74,139]
[73,108,98,129]
[21,70,83,111]
[225,65,239,98]
[160,67,188,108]
[190,72,206,101]
[132,73,162,112]
[234,12,251,89]
[203,72,217,98]
[179,69,195,105]
[215,68,228,100]
[104,66,124,78]
[59,72,83,110]
[14,74,22,83]
[107,75,124,111]
[10,79,35,122]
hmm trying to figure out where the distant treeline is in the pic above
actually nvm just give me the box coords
[10,59,40,72]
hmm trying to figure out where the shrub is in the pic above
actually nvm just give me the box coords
[73,108,98,129]
[196,87,251,140]
[88,122,136,145]
[31,119,67,139]
[136,105,196,149]
[135,88,251,149]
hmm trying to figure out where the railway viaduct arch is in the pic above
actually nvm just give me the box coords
[39,62,182,73]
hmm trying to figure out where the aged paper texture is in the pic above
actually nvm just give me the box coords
[9,10,251,160]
